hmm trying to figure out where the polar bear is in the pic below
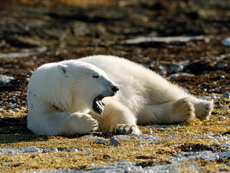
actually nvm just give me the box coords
[27,55,213,136]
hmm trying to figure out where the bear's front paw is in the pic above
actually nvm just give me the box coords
[76,114,99,134]
[113,124,141,135]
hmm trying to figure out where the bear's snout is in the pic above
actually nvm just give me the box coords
[111,85,119,93]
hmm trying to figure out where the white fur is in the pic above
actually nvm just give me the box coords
[27,60,117,135]
[27,55,213,136]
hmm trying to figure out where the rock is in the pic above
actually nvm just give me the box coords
[93,138,107,144]
[221,37,230,46]
[125,36,208,45]
[150,140,158,145]
[24,146,41,153]
[109,139,121,146]
[160,71,167,76]
[168,131,178,135]
[212,81,217,85]
[159,65,168,71]
[170,64,184,72]
[220,75,225,79]
[70,148,78,152]
[210,94,217,99]
[213,142,220,145]
[170,73,193,79]
[0,75,14,85]
[43,147,58,152]
[222,142,230,147]
[170,60,190,72]
[219,116,226,120]
[223,107,229,110]
[221,92,230,99]
[219,152,230,159]
[216,62,228,69]
[82,148,90,151]
[52,148,59,152]
[5,159,13,162]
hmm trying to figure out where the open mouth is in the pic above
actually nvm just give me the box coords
[93,95,105,115]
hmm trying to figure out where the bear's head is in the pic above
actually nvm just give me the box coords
[56,61,119,114]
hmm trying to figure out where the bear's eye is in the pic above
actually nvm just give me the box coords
[92,75,99,78]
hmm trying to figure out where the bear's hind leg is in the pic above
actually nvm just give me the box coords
[190,99,214,120]
[140,97,195,124]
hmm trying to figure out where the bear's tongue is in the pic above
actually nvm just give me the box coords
[93,97,105,115]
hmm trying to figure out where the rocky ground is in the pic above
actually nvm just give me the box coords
[0,0,229,172]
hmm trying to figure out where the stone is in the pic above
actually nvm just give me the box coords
[170,64,184,72]
[0,75,14,85]
[219,152,230,159]
[70,148,78,152]
[221,37,230,46]
[109,139,121,146]
[93,138,107,144]
[220,115,227,120]
[221,92,230,99]
[24,146,41,153]
[168,131,178,135]
[82,148,90,151]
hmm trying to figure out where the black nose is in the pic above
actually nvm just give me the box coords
[111,85,119,92]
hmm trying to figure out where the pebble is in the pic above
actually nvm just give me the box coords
[24,146,41,153]
[114,135,132,139]
[212,81,217,85]
[221,37,230,46]
[168,131,178,135]
[221,92,230,99]
[170,64,184,72]
[0,148,23,154]
[159,65,168,71]
[125,36,208,44]
[43,147,58,152]
[81,134,97,139]
[150,140,158,145]
[5,159,13,162]
[219,116,227,120]
[82,148,90,151]
[160,71,167,76]
[170,73,193,79]
[216,62,228,69]
[170,73,179,79]
[93,138,107,144]
[219,152,230,159]
[109,139,121,146]
[0,75,14,85]
[210,94,217,99]
[213,142,220,145]
[70,148,78,152]
[220,75,225,79]
[202,88,207,92]
[222,142,230,147]
[223,107,229,110]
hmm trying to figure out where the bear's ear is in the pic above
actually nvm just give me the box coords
[57,64,69,78]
